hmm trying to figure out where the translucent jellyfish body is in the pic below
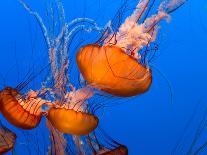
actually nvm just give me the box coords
[77,45,152,97]
[48,107,98,135]
[47,88,99,135]
[0,87,45,129]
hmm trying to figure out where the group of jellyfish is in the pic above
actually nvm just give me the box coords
[0,0,188,154]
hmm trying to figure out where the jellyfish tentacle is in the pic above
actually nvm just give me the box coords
[19,0,51,49]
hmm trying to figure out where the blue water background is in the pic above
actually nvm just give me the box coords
[0,0,207,154]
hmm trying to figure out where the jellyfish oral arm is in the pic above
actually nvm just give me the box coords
[104,0,186,60]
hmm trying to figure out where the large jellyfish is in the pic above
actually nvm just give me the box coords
[76,0,186,97]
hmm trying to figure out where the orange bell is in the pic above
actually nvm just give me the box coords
[47,107,99,135]
[0,87,43,129]
[76,45,152,97]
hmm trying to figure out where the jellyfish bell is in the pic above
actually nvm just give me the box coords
[75,0,158,97]
[0,87,47,129]
[47,87,99,136]
[0,121,16,154]
[48,107,99,136]
[76,44,152,97]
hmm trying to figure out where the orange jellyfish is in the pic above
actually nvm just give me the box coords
[48,107,98,135]
[0,121,16,154]
[0,87,47,129]
[47,87,99,135]
[77,45,152,97]
[77,0,185,97]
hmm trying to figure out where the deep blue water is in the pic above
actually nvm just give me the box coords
[0,0,207,155]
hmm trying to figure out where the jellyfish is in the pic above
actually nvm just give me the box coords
[48,107,98,135]
[47,87,99,136]
[0,121,16,154]
[0,87,50,129]
[76,44,152,97]
[76,0,186,97]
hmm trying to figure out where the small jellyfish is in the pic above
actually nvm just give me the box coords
[47,107,99,136]
[0,87,48,129]
[47,87,99,135]
[0,121,16,154]
[76,0,186,97]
